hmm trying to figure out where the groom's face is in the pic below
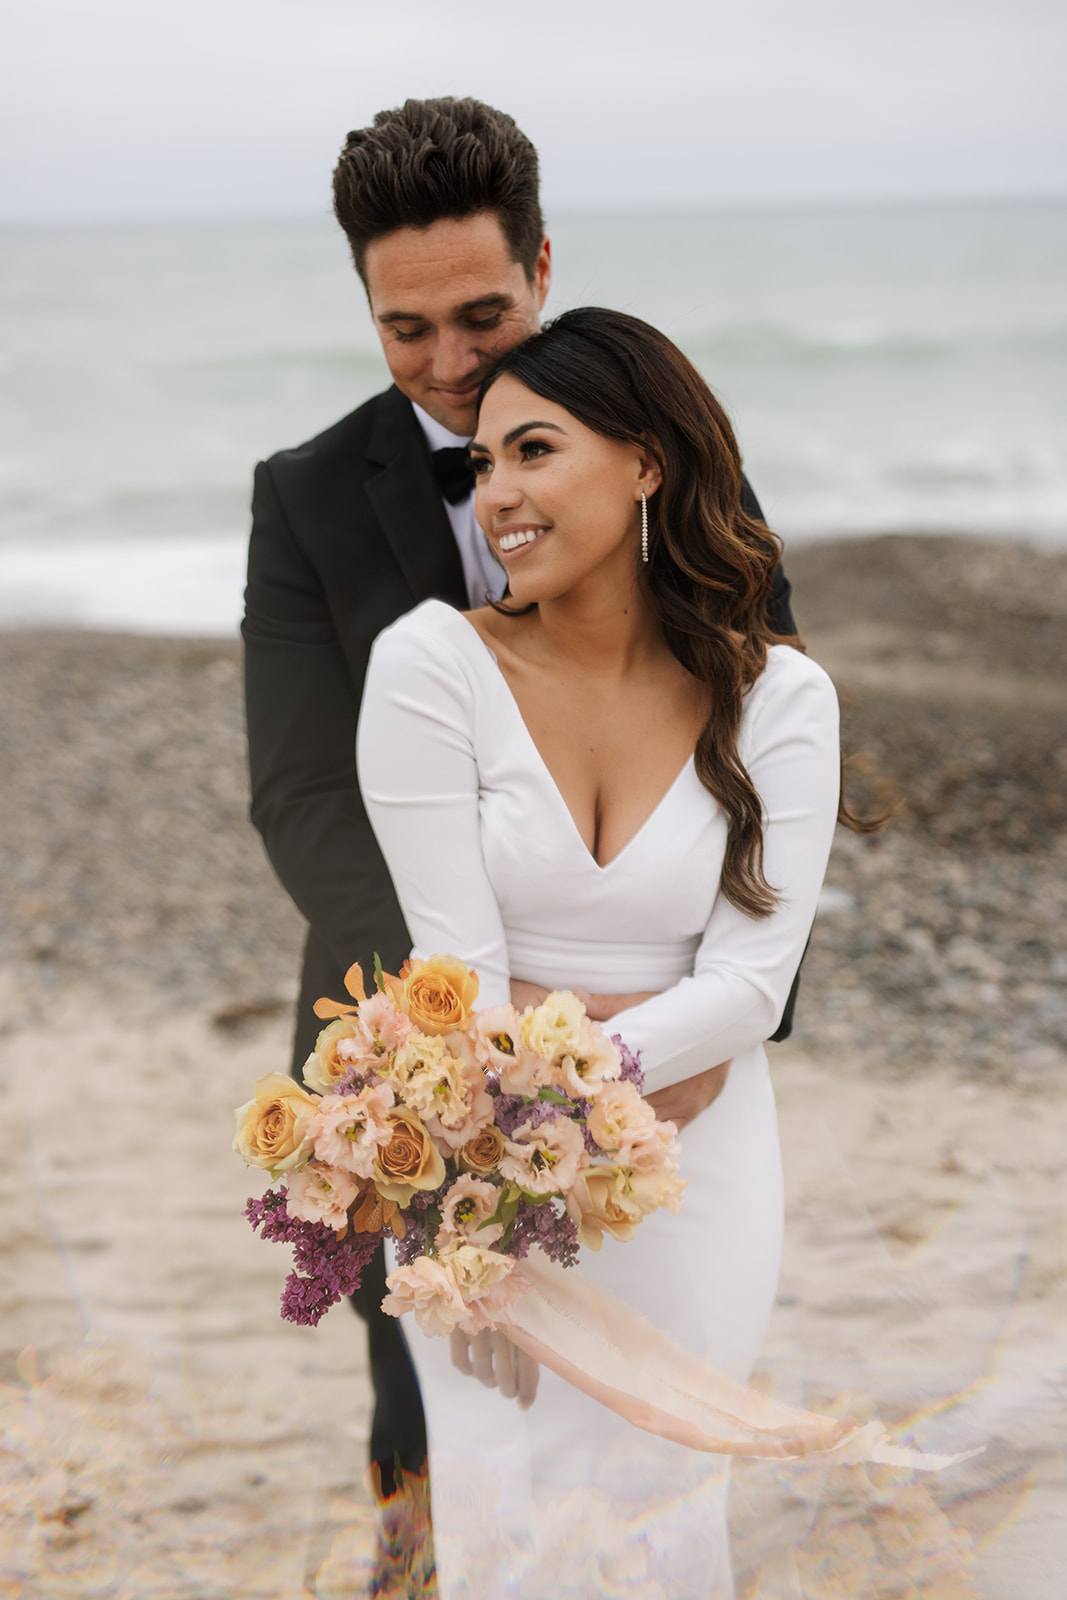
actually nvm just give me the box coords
[364,212,551,437]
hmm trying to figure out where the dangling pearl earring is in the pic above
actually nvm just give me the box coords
[640,492,649,564]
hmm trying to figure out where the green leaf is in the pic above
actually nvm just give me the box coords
[537,1087,570,1105]
[480,1185,512,1231]
[423,1205,441,1257]
[373,952,386,993]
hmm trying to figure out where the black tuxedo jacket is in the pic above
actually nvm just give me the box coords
[243,385,799,1070]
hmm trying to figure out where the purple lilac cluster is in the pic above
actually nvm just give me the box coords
[612,1035,645,1093]
[245,1188,381,1327]
[489,1085,564,1139]
[336,1067,371,1097]
[392,1188,439,1268]
[508,1196,580,1269]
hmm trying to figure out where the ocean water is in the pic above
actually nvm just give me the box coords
[1,201,1065,635]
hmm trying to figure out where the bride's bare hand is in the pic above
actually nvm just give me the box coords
[510,978,659,1022]
[510,978,550,1011]
[450,1328,539,1409]
[645,1060,732,1132]
[580,989,660,1023]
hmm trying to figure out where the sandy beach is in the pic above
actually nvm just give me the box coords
[2,533,1065,1597]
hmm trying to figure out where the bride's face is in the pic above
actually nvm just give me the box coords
[471,374,660,605]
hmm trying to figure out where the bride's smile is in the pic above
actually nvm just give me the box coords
[470,373,661,604]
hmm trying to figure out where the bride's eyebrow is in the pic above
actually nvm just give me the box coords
[469,421,565,455]
[503,421,566,447]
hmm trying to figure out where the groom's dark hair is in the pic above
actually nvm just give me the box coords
[333,97,544,284]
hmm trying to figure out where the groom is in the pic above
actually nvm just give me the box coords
[243,96,798,1490]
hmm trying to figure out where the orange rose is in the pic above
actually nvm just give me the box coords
[456,1123,506,1177]
[392,955,479,1036]
[372,1107,447,1204]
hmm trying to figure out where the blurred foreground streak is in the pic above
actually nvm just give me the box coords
[1,534,1064,1596]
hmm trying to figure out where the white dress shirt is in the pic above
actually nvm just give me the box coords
[411,402,506,608]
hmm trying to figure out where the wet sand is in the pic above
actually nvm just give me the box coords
[2,533,1065,1596]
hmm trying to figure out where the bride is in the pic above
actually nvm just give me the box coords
[357,307,843,1598]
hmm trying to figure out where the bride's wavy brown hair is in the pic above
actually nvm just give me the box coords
[479,306,876,918]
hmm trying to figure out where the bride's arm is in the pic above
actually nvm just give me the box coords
[357,613,512,1006]
[607,653,840,1097]
[358,613,539,1399]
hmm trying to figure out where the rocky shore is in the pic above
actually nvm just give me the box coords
[2,533,1063,1071]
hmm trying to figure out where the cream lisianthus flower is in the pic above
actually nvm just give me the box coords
[285,1162,360,1231]
[384,1030,450,1093]
[520,991,587,1064]
[586,1080,656,1154]
[382,1256,469,1337]
[425,1069,496,1153]
[500,1115,586,1197]
[439,1239,514,1295]
[436,1175,504,1247]
[472,1003,549,1095]
[400,1037,475,1125]
[308,1081,395,1177]
[554,1022,623,1100]
[471,1006,523,1070]
[622,1119,681,1175]
[234,1073,320,1174]
[357,990,412,1054]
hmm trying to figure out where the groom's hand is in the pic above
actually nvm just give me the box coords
[450,1329,539,1409]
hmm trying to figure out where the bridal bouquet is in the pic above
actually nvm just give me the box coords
[235,955,684,1335]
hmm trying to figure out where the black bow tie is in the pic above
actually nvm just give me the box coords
[431,446,476,506]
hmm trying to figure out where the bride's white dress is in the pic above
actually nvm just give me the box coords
[357,599,840,1599]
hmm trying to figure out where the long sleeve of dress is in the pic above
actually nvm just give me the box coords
[357,619,514,1008]
[607,662,839,1091]
[357,609,840,1094]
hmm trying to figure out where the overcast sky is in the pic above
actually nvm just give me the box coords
[2,0,1065,221]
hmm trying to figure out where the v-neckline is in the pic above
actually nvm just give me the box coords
[445,605,697,875]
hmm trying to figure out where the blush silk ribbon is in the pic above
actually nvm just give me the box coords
[497,1251,979,1470]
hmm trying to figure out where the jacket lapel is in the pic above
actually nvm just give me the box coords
[365,387,469,609]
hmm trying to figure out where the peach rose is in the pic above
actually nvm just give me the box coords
[391,955,479,1036]
[372,1107,447,1205]
[500,1115,586,1197]
[285,1162,360,1230]
[566,1165,641,1250]
[626,1165,687,1218]
[308,1081,395,1177]
[302,1016,371,1095]
[233,1073,320,1174]
[456,1122,506,1177]
[436,1175,504,1247]
[568,1162,687,1249]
